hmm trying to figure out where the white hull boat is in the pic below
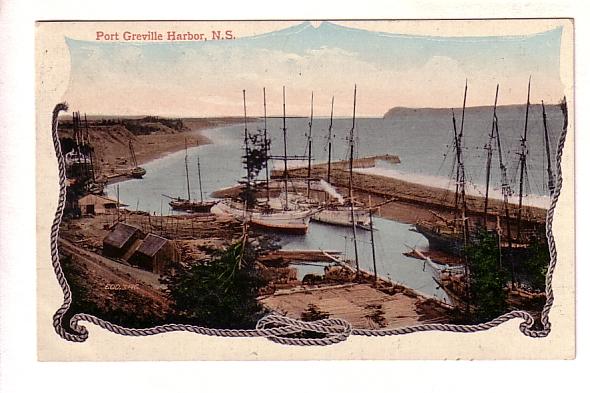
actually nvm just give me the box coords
[211,200,313,234]
[312,205,371,229]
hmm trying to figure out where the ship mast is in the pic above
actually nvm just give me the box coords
[242,90,250,190]
[451,110,460,218]
[327,96,334,184]
[456,80,470,314]
[184,138,191,201]
[349,85,360,278]
[282,86,289,210]
[263,87,270,203]
[84,113,96,184]
[483,84,499,227]
[516,77,531,241]
[451,80,468,231]
[493,89,515,285]
[307,92,314,198]
[452,81,467,220]
[129,139,138,168]
[494,113,511,240]
[196,140,204,203]
[542,100,555,194]
[458,80,468,228]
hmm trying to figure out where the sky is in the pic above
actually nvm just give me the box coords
[63,21,565,117]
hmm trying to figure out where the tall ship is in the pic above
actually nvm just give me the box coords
[413,80,560,258]
[128,140,146,179]
[167,139,217,213]
[212,87,315,234]
[303,89,371,229]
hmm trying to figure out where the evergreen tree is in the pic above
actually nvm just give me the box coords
[164,239,268,329]
[465,229,509,323]
[239,129,269,208]
[521,235,550,291]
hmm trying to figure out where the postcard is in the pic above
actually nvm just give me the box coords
[36,19,575,360]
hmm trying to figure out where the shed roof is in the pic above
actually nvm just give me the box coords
[136,234,169,257]
[103,223,141,249]
[79,194,128,207]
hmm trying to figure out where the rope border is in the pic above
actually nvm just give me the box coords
[49,101,567,346]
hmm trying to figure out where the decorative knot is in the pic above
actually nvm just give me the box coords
[256,314,352,346]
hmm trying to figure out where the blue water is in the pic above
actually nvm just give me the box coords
[279,217,448,300]
[107,125,245,215]
[106,107,564,300]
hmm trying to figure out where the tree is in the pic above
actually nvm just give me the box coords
[164,238,268,329]
[465,229,509,323]
[521,235,550,291]
[239,129,269,208]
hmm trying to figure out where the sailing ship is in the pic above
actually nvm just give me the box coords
[65,111,92,168]
[211,87,315,234]
[128,140,146,178]
[167,139,217,213]
[413,80,544,258]
[212,199,312,234]
[305,91,371,229]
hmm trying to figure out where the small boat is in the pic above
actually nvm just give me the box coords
[299,87,370,231]
[169,198,217,213]
[168,139,216,213]
[65,151,91,167]
[298,180,371,229]
[130,166,146,178]
[128,140,146,179]
[312,204,370,228]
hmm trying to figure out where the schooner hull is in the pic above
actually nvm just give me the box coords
[415,224,464,257]
[312,207,371,228]
[130,167,146,178]
[211,201,311,234]
[249,218,308,235]
[169,199,217,213]
[414,222,532,259]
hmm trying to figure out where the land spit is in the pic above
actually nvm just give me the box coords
[273,164,548,227]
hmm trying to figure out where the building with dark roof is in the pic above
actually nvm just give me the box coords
[129,233,179,274]
[102,223,144,259]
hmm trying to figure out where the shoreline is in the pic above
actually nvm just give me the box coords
[80,117,248,184]
[281,166,548,225]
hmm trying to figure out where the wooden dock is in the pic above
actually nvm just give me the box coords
[259,249,342,265]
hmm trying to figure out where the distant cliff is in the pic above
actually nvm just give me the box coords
[383,104,559,119]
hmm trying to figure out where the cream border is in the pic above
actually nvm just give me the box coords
[36,19,575,360]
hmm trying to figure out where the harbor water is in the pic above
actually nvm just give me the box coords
[107,107,564,301]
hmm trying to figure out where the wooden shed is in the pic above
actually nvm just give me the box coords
[102,223,144,259]
[129,234,179,274]
[78,194,127,215]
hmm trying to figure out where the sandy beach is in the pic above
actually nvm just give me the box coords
[283,165,548,226]
[59,116,248,182]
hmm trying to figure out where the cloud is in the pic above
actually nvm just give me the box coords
[62,27,564,117]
